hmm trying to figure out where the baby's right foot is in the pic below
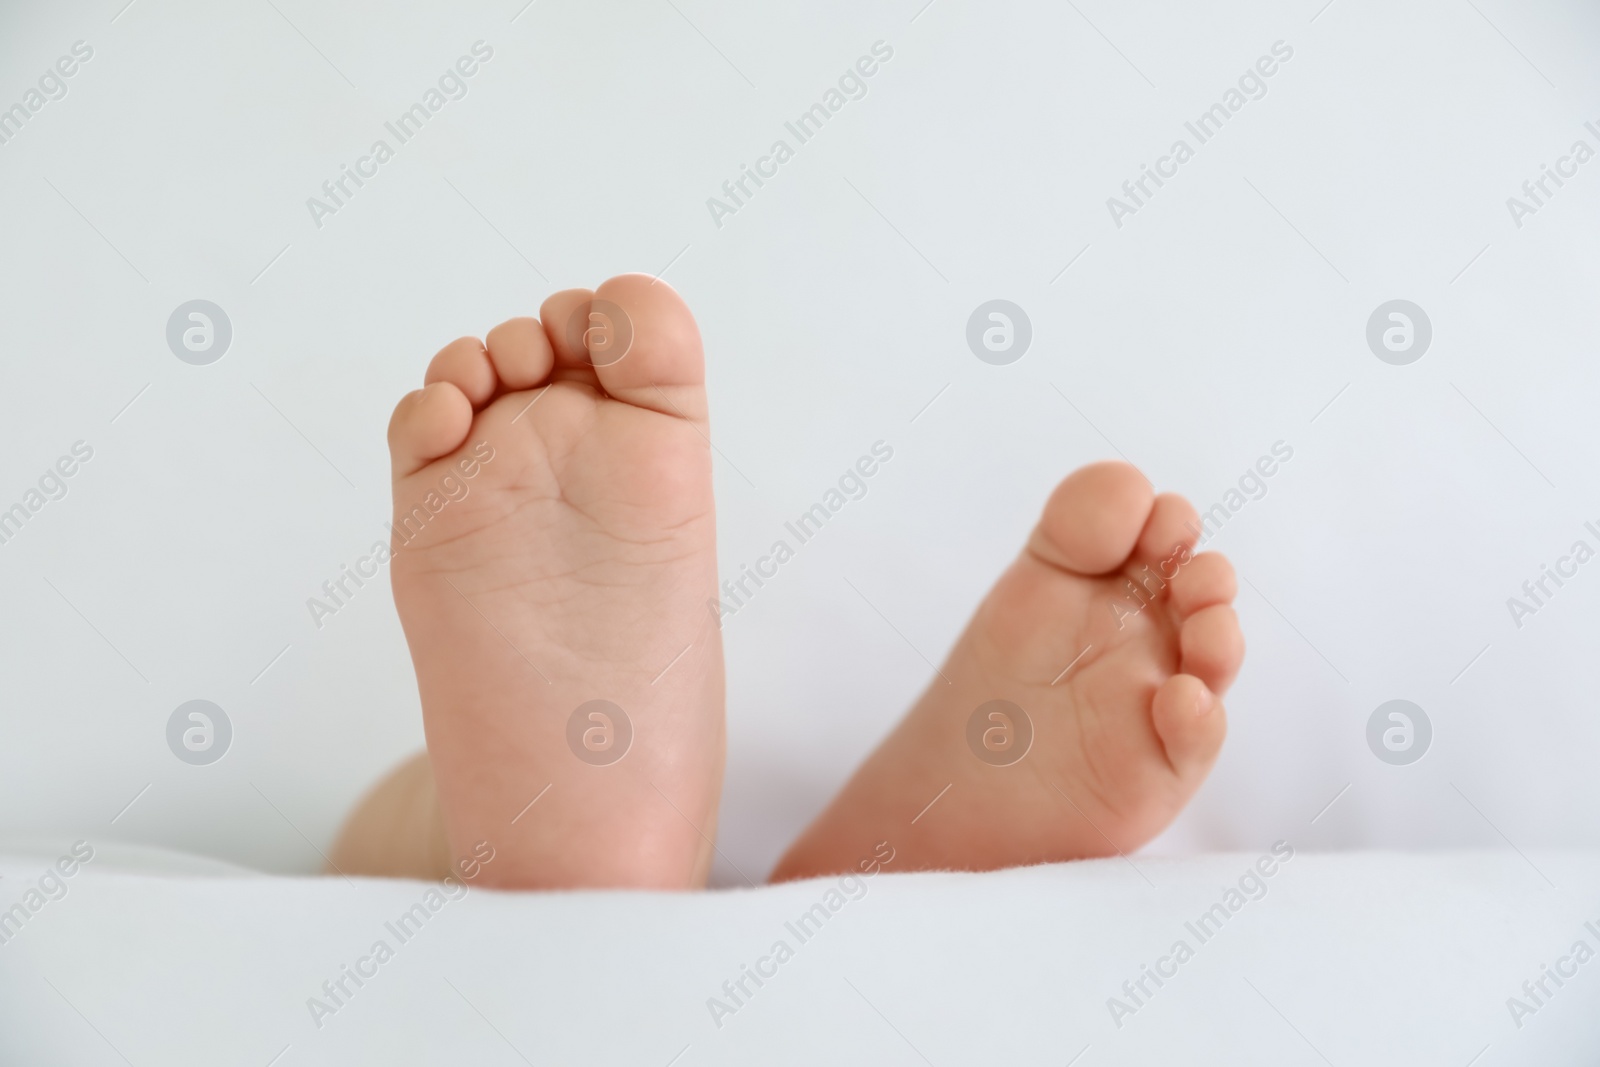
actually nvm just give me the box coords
[386,276,724,889]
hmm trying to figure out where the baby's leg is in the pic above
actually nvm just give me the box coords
[772,463,1242,880]
[328,753,451,880]
[331,749,719,884]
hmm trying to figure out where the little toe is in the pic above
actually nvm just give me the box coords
[1029,461,1154,575]
[485,317,556,391]
[1170,553,1237,618]
[587,274,707,420]
[388,382,473,478]
[1179,603,1245,694]
[424,337,497,408]
[1151,673,1226,779]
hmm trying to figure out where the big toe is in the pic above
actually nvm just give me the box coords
[1029,461,1154,575]
[547,274,706,421]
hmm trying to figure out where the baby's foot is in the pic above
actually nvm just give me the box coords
[772,462,1241,879]
[387,275,724,889]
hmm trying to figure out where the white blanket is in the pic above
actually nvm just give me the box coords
[2,845,1597,1064]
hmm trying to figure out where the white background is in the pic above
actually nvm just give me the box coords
[1,0,1598,883]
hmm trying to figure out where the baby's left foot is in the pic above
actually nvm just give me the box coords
[773,462,1242,879]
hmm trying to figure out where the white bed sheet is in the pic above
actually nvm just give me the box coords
[2,846,1596,1065]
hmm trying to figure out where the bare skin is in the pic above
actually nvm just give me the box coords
[365,275,725,890]
[329,751,451,881]
[771,463,1242,880]
[331,287,1244,887]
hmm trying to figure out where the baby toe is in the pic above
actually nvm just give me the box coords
[1170,552,1237,618]
[424,336,498,408]
[587,273,707,420]
[1029,461,1154,575]
[1133,493,1200,570]
[1151,673,1226,780]
[388,382,473,478]
[485,316,555,391]
[537,287,600,376]
[1179,603,1244,694]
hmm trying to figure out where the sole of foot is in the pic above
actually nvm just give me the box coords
[387,275,725,889]
[772,461,1242,880]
